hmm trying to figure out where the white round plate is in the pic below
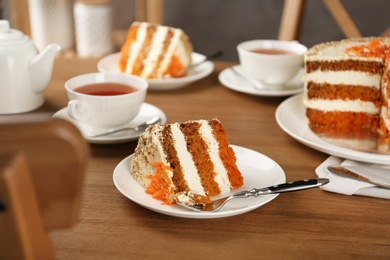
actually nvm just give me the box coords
[52,103,166,144]
[113,145,286,219]
[275,94,390,165]
[219,65,304,97]
[97,52,214,91]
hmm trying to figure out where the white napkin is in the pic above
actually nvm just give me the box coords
[315,156,390,199]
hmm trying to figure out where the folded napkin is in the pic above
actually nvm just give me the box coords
[315,156,390,199]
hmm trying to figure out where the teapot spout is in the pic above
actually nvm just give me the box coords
[29,43,61,93]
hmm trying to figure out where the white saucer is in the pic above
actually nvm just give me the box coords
[219,65,304,97]
[52,103,167,144]
[97,52,214,91]
[113,145,286,219]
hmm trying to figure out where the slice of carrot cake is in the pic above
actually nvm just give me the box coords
[130,118,244,206]
[118,21,193,79]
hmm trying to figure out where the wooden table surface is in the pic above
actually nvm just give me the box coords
[36,56,390,259]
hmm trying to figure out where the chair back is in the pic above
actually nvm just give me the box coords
[0,119,89,259]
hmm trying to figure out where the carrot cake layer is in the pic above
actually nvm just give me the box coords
[306,83,381,104]
[306,109,379,139]
[306,60,383,74]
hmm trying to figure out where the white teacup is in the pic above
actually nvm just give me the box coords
[237,40,307,86]
[65,73,148,130]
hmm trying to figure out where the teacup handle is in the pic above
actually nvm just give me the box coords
[67,100,89,124]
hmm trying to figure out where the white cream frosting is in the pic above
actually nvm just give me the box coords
[198,120,231,194]
[302,92,379,113]
[150,124,169,166]
[305,38,383,62]
[303,70,381,87]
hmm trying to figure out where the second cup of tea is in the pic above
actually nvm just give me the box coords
[237,40,307,86]
[65,73,148,129]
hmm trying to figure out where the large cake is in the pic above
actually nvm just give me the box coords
[118,21,193,79]
[302,37,390,152]
[131,118,244,206]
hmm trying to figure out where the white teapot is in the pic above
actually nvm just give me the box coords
[0,20,61,114]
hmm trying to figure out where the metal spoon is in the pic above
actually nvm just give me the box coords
[190,50,223,68]
[176,178,329,212]
[89,116,161,138]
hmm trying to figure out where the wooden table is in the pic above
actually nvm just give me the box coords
[35,56,390,258]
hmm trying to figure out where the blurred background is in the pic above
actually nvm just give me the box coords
[2,0,390,61]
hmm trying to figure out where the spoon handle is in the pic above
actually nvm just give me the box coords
[191,50,223,68]
[204,50,223,60]
[89,116,161,138]
[89,126,143,138]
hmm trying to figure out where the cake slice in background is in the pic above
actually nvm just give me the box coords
[130,118,244,206]
[118,21,193,79]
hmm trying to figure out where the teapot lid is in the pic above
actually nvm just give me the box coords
[0,20,26,44]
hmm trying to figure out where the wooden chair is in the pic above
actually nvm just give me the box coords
[278,0,307,41]
[323,0,390,37]
[0,119,89,259]
[323,0,362,38]
[135,0,164,24]
[279,0,360,41]
[111,0,164,50]
[8,0,31,36]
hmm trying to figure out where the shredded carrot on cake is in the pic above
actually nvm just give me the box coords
[345,39,390,58]
[146,162,174,205]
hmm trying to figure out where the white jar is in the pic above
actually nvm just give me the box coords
[28,0,74,51]
[74,0,114,57]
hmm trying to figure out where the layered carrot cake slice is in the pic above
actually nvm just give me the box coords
[130,118,244,206]
[118,21,193,79]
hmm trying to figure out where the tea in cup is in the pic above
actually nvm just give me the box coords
[65,73,148,130]
[237,40,307,86]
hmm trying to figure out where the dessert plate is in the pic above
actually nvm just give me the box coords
[97,52,214,91]
[52,103,167,144]
[219,65,304,97]
[275,94,390,165]
[113,145,286,219]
